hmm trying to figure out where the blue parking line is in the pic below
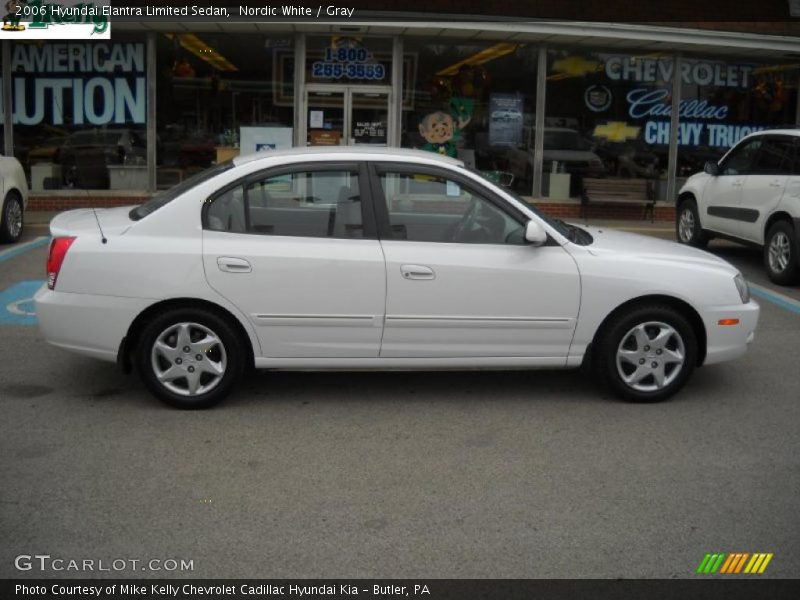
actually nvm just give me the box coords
[0,236,50,263]
[749,283,800,316]
[0,280,44,325]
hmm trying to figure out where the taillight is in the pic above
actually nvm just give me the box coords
[47,237,76,290]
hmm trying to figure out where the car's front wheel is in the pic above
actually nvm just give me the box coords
[676,198,708,248]
[137,308,245,409]
[596,305,698,402]
[764,220,799,286]
[0,192,23,243]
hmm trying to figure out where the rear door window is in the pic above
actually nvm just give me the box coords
[204,166,367,239]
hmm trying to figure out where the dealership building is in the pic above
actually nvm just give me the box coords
[2,1,799,219]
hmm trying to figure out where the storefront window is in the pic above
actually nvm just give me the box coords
[156,32,294,187]
[676,56,798,182]
[402,38,537,192]
[543,49,672,199]
[11,34,146,191]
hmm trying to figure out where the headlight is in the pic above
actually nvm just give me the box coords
[734,273,750,304]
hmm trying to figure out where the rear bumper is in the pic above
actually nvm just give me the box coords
[34,285,150,363]
[702,299,760,365]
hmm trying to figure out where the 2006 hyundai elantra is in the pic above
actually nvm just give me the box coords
[35,148,759,408]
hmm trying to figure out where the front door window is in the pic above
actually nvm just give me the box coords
[378,170,525,244]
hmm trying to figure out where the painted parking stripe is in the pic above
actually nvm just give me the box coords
[0,280,44,325]
[0,236,50,263]
[749,282,800,316]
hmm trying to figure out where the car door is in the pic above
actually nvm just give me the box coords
[702,136,762,235]
[370,162,580,359]
[202,162,386,358]
[740,135,794,244]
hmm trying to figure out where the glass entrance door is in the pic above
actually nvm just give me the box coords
[305,86,392,146]
[349,90,389,146]
[306,89,345,146]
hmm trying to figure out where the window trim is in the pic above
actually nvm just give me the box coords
[367,161,533,245]
[202,161,378,240]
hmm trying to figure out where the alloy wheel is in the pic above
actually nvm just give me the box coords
[768,231,791,274]
[6,199,22,239]
[150,322,227,396]
[678,208,695,243]
[616,321,686,392]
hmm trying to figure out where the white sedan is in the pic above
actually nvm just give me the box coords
[0,155,29,243]
[35,148,759,408]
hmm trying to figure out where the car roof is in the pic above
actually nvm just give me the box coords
[742,128,800,139]
[233,146,464,167]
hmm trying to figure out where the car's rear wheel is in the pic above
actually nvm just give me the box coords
[596,305,698,402]
[137,308,245,409]
[0,192,23,243]
[764,220,799,286]
[676,198,708,248]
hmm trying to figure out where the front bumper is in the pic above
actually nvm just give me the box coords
[34,285,150,363]
[701,299,760,365]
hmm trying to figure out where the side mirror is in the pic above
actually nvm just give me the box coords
[704,161,719,176]
[524,220,548,246]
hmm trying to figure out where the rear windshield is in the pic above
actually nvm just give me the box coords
[130,161,235,221]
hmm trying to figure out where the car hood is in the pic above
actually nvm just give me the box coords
[49,206,136,238]
[577,225,738,274]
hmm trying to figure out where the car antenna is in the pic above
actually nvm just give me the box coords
[92,207,108,244]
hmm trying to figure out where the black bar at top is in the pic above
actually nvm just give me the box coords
[97,0,798,22]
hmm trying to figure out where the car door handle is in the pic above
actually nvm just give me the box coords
[768,181,783,188]
[217,257,252,273]
[731,180,744,187]
[400,264,435,280]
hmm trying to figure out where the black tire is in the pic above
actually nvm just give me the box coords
[595,304,698,403]
[675,198,709,248]
[763,220,799,286]
[0,192,23,243]
[137,307,246,409]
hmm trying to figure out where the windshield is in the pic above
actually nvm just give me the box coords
[130,161,235,221]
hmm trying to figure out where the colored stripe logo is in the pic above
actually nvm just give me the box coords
[696,552,773,574]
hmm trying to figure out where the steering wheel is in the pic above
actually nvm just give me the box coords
[448,198,482,242]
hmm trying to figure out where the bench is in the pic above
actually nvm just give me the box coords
[581,178,656,222]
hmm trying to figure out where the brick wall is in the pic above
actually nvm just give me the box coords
[534,202,676,222]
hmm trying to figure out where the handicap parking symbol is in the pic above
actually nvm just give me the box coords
[0,280,45,325]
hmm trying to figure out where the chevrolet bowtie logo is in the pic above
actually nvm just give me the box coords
[697,552,774,575]
[593,121,641,142]
[551,56,601,77]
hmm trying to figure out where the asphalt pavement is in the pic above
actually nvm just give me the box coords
[0,218,798,579]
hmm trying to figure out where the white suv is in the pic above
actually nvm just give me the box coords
[676,130,800,285]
